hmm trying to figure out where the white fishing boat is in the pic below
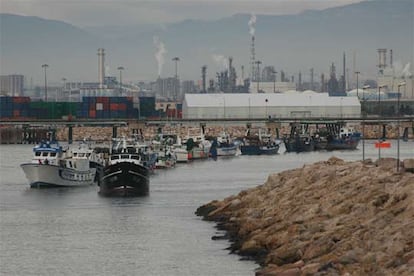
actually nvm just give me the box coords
[21,140,96,187]
[182,128,211,160]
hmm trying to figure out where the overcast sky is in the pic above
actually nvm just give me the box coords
[2,0,363,26]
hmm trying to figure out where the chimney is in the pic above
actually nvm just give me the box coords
[98,48,105,88]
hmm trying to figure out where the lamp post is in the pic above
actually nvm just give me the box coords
[255,60,261,93]
[397,81,406,172]
[355,71,360,98]
[362,85,370,161]
[117,66,124,96]
[41,64,49,101]
[377,84,386,161]
[172,57,180,101]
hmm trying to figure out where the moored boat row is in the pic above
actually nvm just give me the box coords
[20,123,363,195]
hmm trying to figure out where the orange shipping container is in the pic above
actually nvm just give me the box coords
[89,110,96,118]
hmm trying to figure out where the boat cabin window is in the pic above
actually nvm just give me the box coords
[110,156,120,160]
[79,153,85,157]
[50,152,56,157]
[35,152,41,157]
[42,152,49,157]
[121,154,129,159]
[131,155,139,160]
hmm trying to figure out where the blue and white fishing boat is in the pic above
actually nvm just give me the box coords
[241,129,280,155]
[21,140,96,187]
[212,131,238,157]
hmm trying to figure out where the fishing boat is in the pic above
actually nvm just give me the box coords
[213,131,238,156]
[99,137,152,196]
[241,129,280,155]
[20,140,97,187]
[325,125,361,151]
[68,140,106,184]
[182,128,211,160]
[151,133,185,165]
[283,123,315,153]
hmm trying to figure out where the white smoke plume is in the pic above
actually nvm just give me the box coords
[402,63,412,77]
[212,54,227,70]
[391,61,413,78]
[153,36,167,77]
[248,13,256,36]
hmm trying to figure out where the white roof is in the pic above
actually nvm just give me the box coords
[184,93,361,107]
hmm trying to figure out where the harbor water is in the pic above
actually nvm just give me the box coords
[0,141,413,275]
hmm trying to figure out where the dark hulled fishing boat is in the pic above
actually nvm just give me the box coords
[99,137,153,196]
[240,129,280,155]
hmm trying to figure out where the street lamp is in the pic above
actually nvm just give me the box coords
[41,64,49,101]
[355,71,360,98]
[377,84,387,161]
[117,66,124,95]
[397,81,406,172]
[362,84,370,161]
[172,57,180,101]
[255,60,261,93]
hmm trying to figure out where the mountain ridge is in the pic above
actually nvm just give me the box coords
[1,0,412,83]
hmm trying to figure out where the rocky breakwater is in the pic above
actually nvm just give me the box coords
[196,157,414,275]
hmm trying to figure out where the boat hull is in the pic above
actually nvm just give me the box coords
[175,149,189,163]
[100,161,149,196]
[326,138,360,151]
[21,163,96,187]
[283,138,315,153]
[217,145,238,156]
[240,145,279,155]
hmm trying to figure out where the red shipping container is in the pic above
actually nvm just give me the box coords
[126,97,133,102]
[12,96,30,104]
[103,102,110,110]
[89,110,96,118]
[177,110,183,119]
[102,97,110,104]
[119,103,127,111]
[110,103,118,111]
[13,110,20,117]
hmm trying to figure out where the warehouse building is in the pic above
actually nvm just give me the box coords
[183,92,360,119]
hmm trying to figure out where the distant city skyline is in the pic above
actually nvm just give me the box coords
[2,0,364,26]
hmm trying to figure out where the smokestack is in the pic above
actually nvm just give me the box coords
[343,52,346,91]
[390,49,393,68]
[310,68,314,90]
[251,36,255,81]
[298,71,302,91]
[248,14,256,81]
[321,73,325,92]
[98,48,105,88]
[377,48,387,74]
[201,65,207,93]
